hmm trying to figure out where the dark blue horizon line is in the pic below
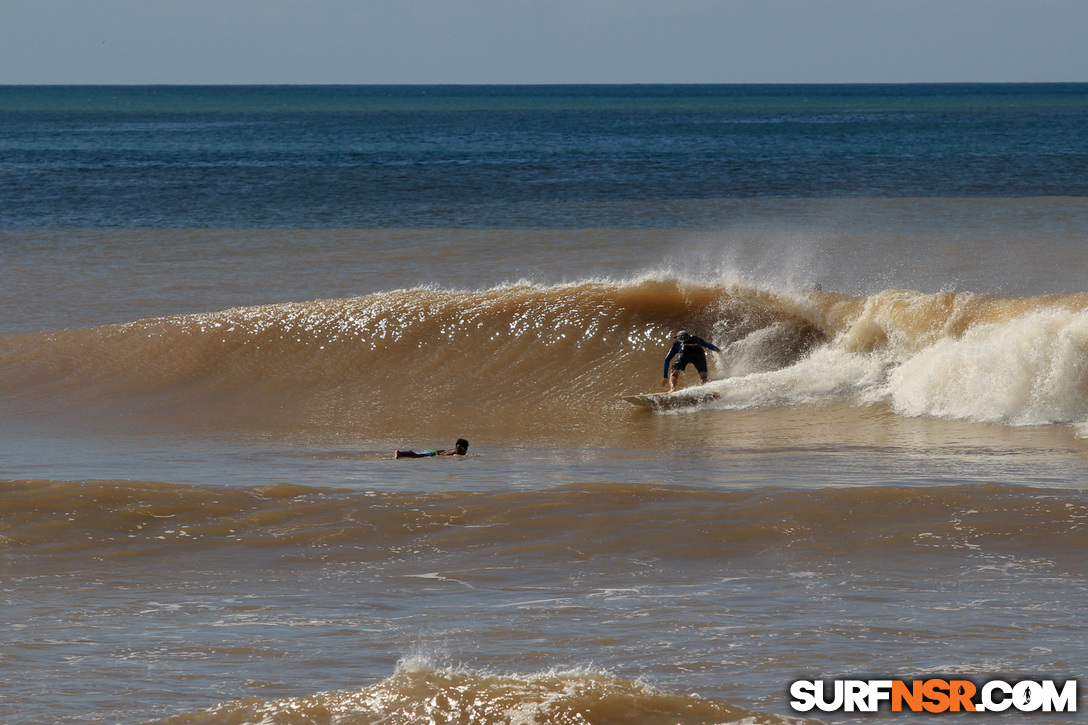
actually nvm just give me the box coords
[2,82,1087,89]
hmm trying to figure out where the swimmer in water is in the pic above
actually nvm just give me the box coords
[394,438,469,459]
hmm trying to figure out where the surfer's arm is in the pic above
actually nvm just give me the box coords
[662,343,680,378]
[690,335,721,352]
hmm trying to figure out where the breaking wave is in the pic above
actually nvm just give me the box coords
[148,658,796,724]
[4,278,1088,439]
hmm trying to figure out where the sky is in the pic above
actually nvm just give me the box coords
[1,0,1086,85]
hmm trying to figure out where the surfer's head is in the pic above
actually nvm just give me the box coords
[676,330,692,342]
[455,438,469,453]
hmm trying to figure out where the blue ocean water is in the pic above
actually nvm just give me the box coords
[2,83,1087,228]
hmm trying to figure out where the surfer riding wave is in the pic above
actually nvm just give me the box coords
[663,330,720,392]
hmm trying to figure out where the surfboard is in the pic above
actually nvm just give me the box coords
[622,389,721,409]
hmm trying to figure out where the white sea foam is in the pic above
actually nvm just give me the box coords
[702,303,1088,432]
[883,308,1088,426]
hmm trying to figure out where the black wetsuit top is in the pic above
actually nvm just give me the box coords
[663,336,721,377]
